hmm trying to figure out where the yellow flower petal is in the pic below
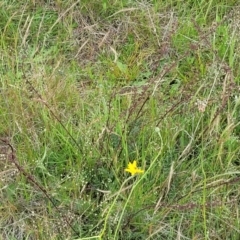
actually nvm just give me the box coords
[125,160,144,176]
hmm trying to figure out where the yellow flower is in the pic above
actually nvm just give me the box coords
[125,160,144,176]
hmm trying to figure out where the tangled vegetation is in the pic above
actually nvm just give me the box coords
[1,0,240,239]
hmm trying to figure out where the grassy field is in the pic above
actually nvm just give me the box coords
[1,0,240,239]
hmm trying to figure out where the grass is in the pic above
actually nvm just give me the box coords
[1,0,240,239]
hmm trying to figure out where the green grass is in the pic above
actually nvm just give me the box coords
[1,0,240,239]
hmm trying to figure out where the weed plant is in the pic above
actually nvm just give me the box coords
[1,0,240,239]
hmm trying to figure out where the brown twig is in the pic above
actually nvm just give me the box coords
[25,78,83,155]
[0,138,79,237]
